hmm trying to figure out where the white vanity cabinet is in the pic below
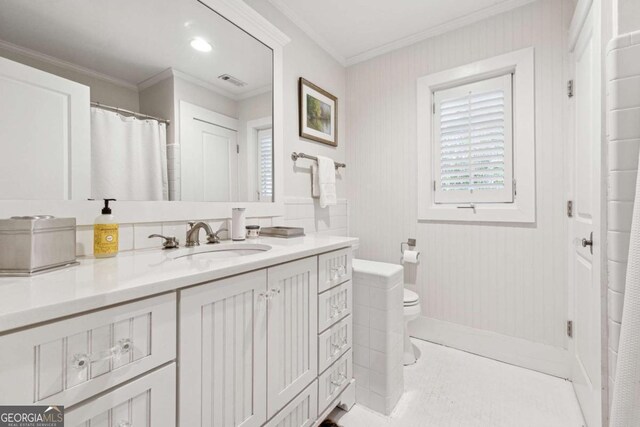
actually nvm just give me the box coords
[266,257,318,418]
[178,250,353,427]
[0,242,355,427]
[179,270,268,427]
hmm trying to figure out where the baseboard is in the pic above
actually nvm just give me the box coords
[410,316,570,379]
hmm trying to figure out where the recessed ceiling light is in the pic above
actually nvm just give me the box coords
[190,38,212,52]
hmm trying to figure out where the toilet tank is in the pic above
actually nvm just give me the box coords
[352,259,404,415]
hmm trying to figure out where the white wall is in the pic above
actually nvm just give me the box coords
[243,0,347,203]
[346,0,573,368]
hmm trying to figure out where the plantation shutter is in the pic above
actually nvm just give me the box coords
[257,128,273,200]
[433,74,514,204]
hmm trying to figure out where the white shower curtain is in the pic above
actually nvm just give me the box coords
[611,150,640,426]
[91,107,168,201]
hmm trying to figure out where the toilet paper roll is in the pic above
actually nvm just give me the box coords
[402,250,420,264]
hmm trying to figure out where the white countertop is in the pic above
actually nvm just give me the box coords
[0,235,357,333]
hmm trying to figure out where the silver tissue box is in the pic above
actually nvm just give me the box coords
[0,216,78,276]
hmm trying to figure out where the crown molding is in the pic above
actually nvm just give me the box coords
[0,39,138,91]
[137,68,174,91]
[267,0,347,66]
[140,67,270,102]
[267,0,537,68]
[236,84,272,100]
[346,0,538,66]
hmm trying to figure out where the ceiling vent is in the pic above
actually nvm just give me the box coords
[218,74,247,87]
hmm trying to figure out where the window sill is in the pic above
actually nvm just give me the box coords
[418,201,535,223]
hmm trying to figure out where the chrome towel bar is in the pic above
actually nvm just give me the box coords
[291,152,346,169]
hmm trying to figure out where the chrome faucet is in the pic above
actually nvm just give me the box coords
[185,222,227,247]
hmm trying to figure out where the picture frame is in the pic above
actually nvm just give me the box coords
[298,77,338,146]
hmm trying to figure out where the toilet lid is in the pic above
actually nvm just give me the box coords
[404,289,419,305]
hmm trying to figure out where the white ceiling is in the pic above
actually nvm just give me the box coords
[268,0,536,65]
[0,0,272,97]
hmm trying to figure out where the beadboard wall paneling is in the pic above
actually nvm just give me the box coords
[346,0,572,350]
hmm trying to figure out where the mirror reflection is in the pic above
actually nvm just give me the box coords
[0,0,273,202]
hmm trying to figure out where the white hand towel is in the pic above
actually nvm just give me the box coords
[317,155,337,208]
[311,164,320,198]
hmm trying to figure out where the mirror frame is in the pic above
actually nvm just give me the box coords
[0,0,290,225]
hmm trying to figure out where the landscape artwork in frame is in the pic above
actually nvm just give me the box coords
[298,77,337,146]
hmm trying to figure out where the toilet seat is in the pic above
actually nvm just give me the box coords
[404,289,419,307]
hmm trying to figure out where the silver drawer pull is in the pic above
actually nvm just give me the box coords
[259,288,281,301]
[117,422,132,427]
[72,338,133,369]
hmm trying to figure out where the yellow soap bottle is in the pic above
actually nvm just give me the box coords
[94,199,119,258]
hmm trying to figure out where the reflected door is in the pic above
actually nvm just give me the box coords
[180,101,239,202]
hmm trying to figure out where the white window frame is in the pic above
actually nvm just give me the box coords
[417,47,535,223]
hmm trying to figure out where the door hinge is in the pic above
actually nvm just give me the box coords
[433,180,436,191]
[236,144,240,154]
[432,103,436,115]
[513,179,517,197]
[567,200,573,217]
[567,320,573,338]
[567,80,574,98]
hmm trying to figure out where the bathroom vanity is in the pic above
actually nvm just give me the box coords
[0,236,356,426]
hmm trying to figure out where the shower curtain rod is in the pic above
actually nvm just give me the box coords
[91,102,171,125]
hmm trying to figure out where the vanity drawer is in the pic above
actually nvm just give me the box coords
[317,350,352,414]
[318,248,352,293]
[318,281,352,333]
[0,293,176,407]
[318,315,352,374]
[65,363,176,427]
[265,380,318,427]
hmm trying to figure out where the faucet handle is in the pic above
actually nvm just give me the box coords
[206,228,228,244]
[188,221,196,229]
[148,234,179,249]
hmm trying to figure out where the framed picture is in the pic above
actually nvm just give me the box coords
[298,78,338,146]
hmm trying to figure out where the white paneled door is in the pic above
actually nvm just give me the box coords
[568,1,602,426]
[267,257,318,418]
[180,270,267,427]
[0,56,90,200]
[180,101,239,202]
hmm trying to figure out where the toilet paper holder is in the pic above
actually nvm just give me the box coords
[400,238,417,254]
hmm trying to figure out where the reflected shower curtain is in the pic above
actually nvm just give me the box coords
[91,107,168,201]
[611,149,640,426]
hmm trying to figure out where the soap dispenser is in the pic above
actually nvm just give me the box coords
[94,199,119,258]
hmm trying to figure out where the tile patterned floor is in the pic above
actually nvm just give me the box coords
[332,339,585,427]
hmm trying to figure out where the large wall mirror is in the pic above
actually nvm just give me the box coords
[0,0,274,203]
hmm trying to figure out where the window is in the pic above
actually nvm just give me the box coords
[416,47,535,223]
[257,128,273,200]
[433,74,513,204]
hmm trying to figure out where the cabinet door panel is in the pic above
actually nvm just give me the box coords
[65,363,175,427]
[180,270,267,427]
[267,257,318,418]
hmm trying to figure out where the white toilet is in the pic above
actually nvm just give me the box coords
[403,288,421,365]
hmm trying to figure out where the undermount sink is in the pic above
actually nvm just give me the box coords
[167,243,272,260]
